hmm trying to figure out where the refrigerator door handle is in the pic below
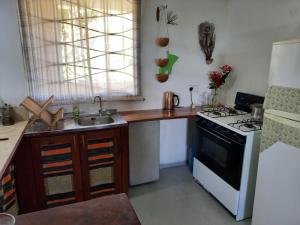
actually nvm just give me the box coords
[265,109,300,122]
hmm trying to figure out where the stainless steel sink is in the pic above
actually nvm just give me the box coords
[77,116,114,126]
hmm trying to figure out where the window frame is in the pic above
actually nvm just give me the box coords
[18,0,143,104]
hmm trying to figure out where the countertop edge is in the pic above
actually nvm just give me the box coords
[120,114,196,123]
[24,122,128,137]
[119,107,200,123]
[0,121,29,177]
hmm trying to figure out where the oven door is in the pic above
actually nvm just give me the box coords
[195,125,245,190]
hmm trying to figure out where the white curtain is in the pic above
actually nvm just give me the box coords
[18,0,140,104]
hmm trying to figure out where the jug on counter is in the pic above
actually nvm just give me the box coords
[251,103,264,121]
[1,104,15,126]
[163,92,180,111]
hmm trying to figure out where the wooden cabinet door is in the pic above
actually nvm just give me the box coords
[30,134,83,209]
[0,164,18,215]
[79,129,123,200]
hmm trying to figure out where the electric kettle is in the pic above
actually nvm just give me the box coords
[163,92,180,111]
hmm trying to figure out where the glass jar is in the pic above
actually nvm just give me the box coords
[2,104,14,126]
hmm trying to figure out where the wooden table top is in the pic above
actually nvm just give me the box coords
[15,194,141,225]
[119,107,201,123]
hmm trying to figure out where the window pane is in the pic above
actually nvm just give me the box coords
[18,0,140,103]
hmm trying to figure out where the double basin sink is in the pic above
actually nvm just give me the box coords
[77,115,114,126]
[25,113,126,135]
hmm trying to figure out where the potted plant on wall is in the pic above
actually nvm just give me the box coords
[155,5,178,47]
[155,5,178,83]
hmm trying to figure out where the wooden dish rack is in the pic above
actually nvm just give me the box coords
[20,96,64,127]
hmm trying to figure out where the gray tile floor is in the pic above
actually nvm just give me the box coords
[129,166,251,225]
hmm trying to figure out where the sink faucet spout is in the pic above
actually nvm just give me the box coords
[93,96,103,115]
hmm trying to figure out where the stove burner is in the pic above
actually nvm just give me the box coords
[243,123,255,128]
[228,119,263,132]
[227,107,237,114]
[201,106,247,118]
[212,111,222,116]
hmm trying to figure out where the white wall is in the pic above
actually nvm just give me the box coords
[0,0,27,105]
[0,0,228,171]
[1,0,300,109]
[0,0,228,111]
[136,0,228,110]
[224,0,300,105]
[1,0,299,167]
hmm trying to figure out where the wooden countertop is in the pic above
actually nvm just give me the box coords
[0,121,28,177]
[15,194,141,225]
[0,107,200,175]
[119,107,200,123]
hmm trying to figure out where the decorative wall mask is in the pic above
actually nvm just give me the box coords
[198,22,216,64]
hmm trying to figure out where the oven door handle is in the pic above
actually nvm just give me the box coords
[197,125,233,145]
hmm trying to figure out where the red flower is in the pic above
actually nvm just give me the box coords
[209,71,222,88]
[221,64,233,73]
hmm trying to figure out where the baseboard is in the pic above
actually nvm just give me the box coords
[159,161,187,169]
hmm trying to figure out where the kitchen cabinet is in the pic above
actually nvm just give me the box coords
[79,129,124,199]
[129,121,160,185]
[14,126,129,214]
[29,134,83,210]
[0,164,18,215]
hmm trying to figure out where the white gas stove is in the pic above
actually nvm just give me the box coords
[198,106,263,135]
[193,93,264,221]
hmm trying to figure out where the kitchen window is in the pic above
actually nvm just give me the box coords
[18,0,141,104]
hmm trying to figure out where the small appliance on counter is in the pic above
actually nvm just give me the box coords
[193,92,264,221]
[251,103,264,121]
[162,91,180,111]
[1,104,15,126]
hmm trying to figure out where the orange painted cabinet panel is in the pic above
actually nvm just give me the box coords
[15,126,129,214]
[29,134,83,210]
[0,165,18,215]
[79,128,126,200]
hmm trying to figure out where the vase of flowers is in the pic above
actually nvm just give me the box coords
[208,64,233,106]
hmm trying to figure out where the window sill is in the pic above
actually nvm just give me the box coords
[102,96,145,102]
[50,96,145,106]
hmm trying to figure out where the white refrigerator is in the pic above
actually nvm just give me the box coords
[260,39,300,151]
[252,39,300,225]
[268,39,300,89]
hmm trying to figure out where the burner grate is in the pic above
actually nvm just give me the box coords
[201,106,247,118]
[228,119,263,132]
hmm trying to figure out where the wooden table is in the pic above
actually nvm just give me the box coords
[15,194,141,225]
[119,107,201,123]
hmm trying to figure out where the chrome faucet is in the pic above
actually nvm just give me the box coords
[93,96,103,116]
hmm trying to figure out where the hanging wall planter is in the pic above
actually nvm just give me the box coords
[156,74,169,83]
[156,53,179,83]
[156,37,170,47]
[155,4,178,83]
[155,58,169,67]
